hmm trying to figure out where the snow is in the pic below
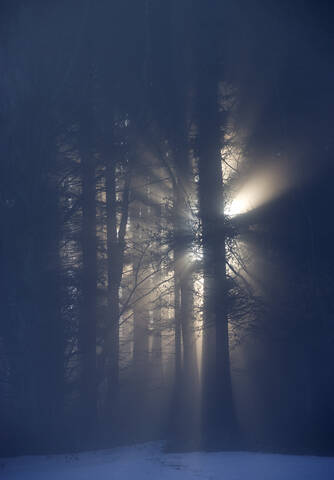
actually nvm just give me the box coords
[1,442,334,479]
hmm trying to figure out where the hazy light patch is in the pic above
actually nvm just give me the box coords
[221,143,244,183]
[188,245,203,262]
[227,240,248,275]
[225,161,294,217]
[227,239,259,288]
[225,195,254,217]
[194,274,204,381]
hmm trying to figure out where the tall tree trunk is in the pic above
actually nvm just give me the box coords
[171,150,199,449]
[105,157,130,435]
[197,72,238,448]
[175,163,198,390]
[174,277,182,383]
[42,195,64,451]
[150,203,164,388]
[80,142,98,448]
[106,160,120,409]
[130,179,150,440]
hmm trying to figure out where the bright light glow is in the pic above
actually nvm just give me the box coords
[188,246,203,262]
[225,161,294,217]
[225,195,254,217]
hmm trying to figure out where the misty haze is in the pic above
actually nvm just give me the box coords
[1,1,334,479]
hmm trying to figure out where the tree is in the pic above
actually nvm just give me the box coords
[194,0,238,447]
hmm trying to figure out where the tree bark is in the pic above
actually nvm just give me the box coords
[197,72,238,447]
[105,158,131,429]
[79,138,98,448]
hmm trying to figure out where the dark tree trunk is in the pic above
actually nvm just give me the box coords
[130,192,150,440]
[197,71,238,448]
[105,157,130,437]
[171,152,199,449]
[80,142,98,447]
[106,160,120,407]
[174,255,182,384]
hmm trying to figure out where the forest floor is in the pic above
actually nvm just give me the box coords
[1,441,334,479]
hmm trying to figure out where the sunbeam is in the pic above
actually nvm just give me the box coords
[225,160,295,217]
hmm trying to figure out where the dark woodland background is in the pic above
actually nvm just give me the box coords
[1,0,334,457]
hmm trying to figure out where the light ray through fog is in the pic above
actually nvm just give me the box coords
[225,160,295,217]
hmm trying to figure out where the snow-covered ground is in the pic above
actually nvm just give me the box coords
[1,442,334,479]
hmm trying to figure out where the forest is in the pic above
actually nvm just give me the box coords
[1,0,334,462]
